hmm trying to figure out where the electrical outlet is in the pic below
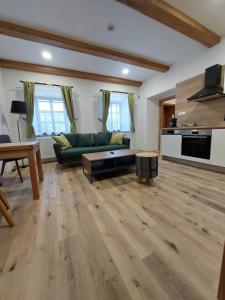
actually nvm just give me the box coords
[177,111,187,116]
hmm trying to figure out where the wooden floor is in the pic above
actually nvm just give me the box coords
[0,160,224,300]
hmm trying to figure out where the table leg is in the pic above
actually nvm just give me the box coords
[36,148,43,182]
[136,176,142,184]
[148,178,156,187]
[28,152,40,200]
[218,243,225,300]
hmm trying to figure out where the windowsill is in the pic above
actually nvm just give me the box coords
[35,133,69,138]
[35,135,54,139]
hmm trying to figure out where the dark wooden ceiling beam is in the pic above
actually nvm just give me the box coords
[115,0,220,47]
[0,20,169,72]
[0,59,142,87]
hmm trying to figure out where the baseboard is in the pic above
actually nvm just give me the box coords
[41,157,57,164]
[162,156,225,174]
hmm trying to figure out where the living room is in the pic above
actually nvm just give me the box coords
[1,0,225,299]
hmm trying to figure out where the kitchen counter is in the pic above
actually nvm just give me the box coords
[160,127,225,170]
[162,126,225,130]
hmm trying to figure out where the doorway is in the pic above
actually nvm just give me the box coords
[162,103,175,128]
[158,96,176,150]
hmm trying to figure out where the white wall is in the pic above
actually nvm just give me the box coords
[140,38,225,151]
[0,68,139,158]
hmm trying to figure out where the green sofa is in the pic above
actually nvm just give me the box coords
[53,132,130,164]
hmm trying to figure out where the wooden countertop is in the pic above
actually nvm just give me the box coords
[162,126,225,130]
[0,141,39,152]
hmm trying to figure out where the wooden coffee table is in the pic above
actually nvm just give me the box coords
[82,149,138,183]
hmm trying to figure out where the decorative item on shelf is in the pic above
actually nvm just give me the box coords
[169,114,178,128]
[10,100,27,167]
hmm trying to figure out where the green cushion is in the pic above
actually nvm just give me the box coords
[64,134,79,147]
[106,132,112,143]
[60,144,127,160]
[93,133,108,146]
[78,133,93,147]
[98,132,112,143]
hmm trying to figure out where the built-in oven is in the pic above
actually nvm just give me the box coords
[181,129,212,160]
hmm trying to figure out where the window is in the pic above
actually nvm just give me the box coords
[33,85,70,136]
[106,92,131,132]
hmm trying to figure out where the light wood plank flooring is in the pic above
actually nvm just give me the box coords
[0,160,224,300]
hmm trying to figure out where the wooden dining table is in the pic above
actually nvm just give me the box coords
[0,141,43,200]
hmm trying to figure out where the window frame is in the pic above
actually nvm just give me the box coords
[106,92,131,133]
[33,94,70,137]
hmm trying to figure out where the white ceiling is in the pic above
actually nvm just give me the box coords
[0,0,222,81]
[0,34,155,81]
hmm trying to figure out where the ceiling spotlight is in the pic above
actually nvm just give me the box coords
[122,68,129,75]
[42,51,52,60]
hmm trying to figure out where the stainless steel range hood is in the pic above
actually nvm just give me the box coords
[187,64,225,102]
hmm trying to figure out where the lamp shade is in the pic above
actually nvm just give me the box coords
[10,101,27,114]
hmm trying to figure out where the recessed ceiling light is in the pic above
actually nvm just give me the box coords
[122,68,129,75]
[42,51,52,60]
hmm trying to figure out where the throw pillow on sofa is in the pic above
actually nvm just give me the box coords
[93,133,108,146]
[109,132,125,145]
[52,135,72,150]
[78,133,93,147]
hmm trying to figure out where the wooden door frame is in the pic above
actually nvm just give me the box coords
[158,95,176,150]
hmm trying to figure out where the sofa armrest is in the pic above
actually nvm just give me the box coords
[53,143,62,163]
[122,137,130,148]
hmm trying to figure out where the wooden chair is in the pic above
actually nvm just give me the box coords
[218,242,225,300]
[0,135,23,183]
[0,176,15,227]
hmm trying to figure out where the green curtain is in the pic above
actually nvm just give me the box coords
[61,86,77,133]
[23,81,35,138]
[101,90,110,132]
[128,93,135,132]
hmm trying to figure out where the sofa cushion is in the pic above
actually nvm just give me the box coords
[64,133,79,147]
[93,133,108,146]
[52,135,72,150]
[60,144,127,160]
[78,133,93,147]
[106,132,112,143]
[109,132,125,145]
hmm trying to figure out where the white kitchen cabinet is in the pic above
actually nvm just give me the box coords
[161,135,182,158]
[210,129,225,167]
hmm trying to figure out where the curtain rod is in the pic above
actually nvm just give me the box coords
[20,81,73,88]
[99,89,129,94]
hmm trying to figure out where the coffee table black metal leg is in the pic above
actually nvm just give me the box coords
[83,168,93,184]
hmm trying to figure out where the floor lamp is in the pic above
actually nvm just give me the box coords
[10,100,27,167]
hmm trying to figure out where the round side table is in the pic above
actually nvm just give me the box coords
[136,152,159,187]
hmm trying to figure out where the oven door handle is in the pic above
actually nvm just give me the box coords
[182,136,209,139]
